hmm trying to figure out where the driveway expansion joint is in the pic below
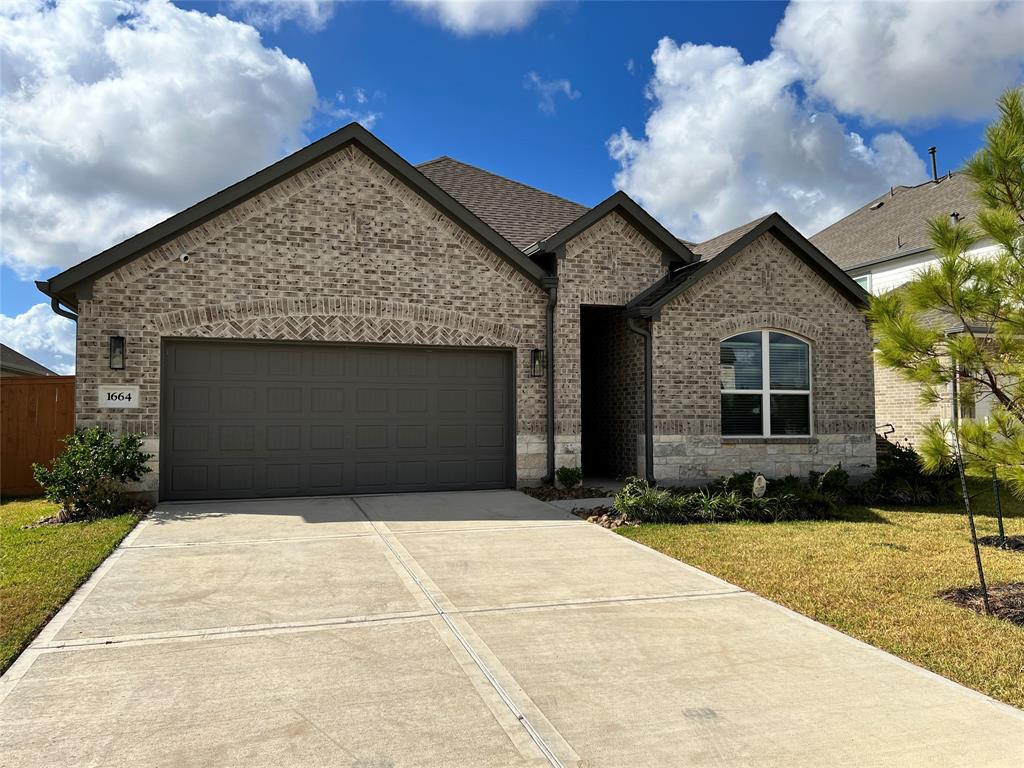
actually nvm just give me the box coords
[351,497,571,768]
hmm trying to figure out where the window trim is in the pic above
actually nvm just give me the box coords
[720,329,813,438]
[853,273,872,293]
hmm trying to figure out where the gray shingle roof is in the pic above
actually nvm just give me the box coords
[810,172,979,270]
[690,214,773,260]
[417,156,589,250]
[0,343,57,376]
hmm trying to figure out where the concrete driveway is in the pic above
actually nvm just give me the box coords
[2,491,1021,767]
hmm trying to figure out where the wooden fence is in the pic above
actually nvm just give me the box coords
[1,376,75,497]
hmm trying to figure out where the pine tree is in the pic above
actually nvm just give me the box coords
[868,89,1024,498]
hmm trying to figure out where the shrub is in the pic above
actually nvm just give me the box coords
[810,464,850,499]
[614,477,675,522]
[855,441,958,505]
[33,427,152,522]
[555,465,583,488]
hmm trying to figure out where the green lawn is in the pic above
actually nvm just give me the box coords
[620,485,1024,709]
[0,498,139,674]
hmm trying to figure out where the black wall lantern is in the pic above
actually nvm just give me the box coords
[109,336,126,370]
[530,348,545,378]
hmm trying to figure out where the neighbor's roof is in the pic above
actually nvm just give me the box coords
[0,343,56,376]
[811,172,980,271]
[417,156,588,251]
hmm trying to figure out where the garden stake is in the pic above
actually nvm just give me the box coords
[992,470,1005,548]
[951,375,990,614]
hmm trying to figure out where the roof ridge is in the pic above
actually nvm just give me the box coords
[416,155,452,168]
[416,155,587,210]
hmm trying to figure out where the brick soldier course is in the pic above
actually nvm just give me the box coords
[38,123,875,500]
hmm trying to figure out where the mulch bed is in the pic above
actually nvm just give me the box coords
[939,582,1024,626]
[521,484,616,502]
[978,535,1024,552]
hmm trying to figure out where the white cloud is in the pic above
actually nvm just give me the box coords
[0,0,317,278]
[0,303,76,374]
[323,88,382,129]
[774,1,1024,123]
[524,71,580,115]
[609,38,926,242]
[402,0,546,35]
[225,1,336,31]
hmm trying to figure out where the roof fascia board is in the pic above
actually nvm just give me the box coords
[627,214,869,315]
[534,191,696,264]
[40,123,546,302]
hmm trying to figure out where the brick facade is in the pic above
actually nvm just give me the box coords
[651,232,876,482]
[553,211,666,470]
[75,144,549,492]
[873,360,949,447]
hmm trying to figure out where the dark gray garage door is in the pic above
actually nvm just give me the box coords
[160,340,514,500]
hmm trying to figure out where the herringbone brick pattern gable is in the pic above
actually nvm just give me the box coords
[179,316,496,348]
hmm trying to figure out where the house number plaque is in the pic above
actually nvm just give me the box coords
[98,385,140,409]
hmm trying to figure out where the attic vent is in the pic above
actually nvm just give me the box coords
[869,201,884,211]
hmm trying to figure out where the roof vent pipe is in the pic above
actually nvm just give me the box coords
[928,146,938,182]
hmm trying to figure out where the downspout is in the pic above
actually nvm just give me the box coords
[542,276,558,483]
[50,296,78,323]
[627,317,656,485]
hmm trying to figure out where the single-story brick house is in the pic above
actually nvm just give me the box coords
[37,123,875,501]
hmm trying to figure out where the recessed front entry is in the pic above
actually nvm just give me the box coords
[160,340,514,500]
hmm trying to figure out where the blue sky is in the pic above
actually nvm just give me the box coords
[2,0,1022,373]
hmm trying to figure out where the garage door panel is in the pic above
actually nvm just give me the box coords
[310,424,344,450]
[162,341,512,500]
[265,464,302,491]
[396,352,429,378]
[396,425,427,449]
[172,386,210,413]
[476,459,506,484]
[310,388,345,412]
[221,387,256,412]
[220,465,255,491]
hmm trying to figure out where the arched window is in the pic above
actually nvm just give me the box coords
[720,331,811,437]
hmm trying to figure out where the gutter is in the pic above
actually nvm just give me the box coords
[36,282,79,322]
[844,245,932,275]
[627,317,656,485]
[542,276,558,483]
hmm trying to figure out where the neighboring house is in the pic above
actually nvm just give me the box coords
[812,169,997,446]
[0,343,57,377]
[36,123,874,502]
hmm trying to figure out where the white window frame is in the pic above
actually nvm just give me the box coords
[720,329,813,438]
[853,274,872,293]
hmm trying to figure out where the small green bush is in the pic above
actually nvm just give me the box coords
[555,465,583,488]
[34,427,152,522]
[614,478,675,522]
